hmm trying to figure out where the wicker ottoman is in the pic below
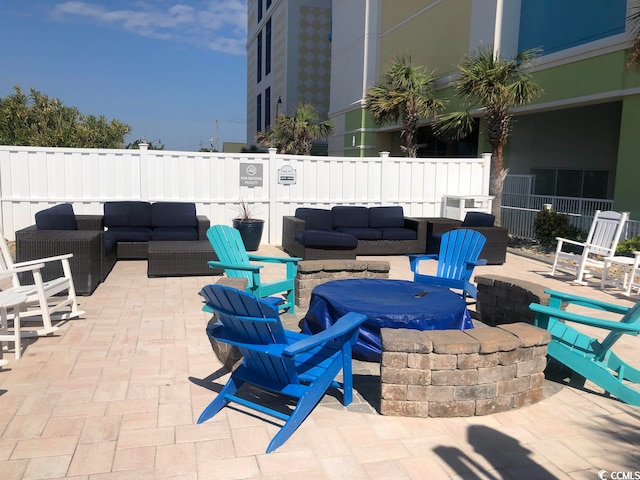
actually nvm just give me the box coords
[147,241,224,277]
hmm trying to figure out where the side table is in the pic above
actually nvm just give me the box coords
[601,255,639,295]
[0,291,28,362]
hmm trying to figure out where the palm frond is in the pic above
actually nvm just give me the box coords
[432,111,475,142]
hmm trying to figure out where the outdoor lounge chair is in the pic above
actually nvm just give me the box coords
[0,231,84,335]
[530,290,640,406]
[206,224,301,313]
[197,283,367,453]
[408,229,487,300]
[550,210,629,284]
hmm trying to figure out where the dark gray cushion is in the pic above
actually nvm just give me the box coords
[295,230,358,249]
[335,227,382,240]
[295,208,333,231]
[35,203,78,230]
[462,212,495,227]
[369,206,405,228]
[151,202,196,228]
[104,201,152,228]
[332,206,369,228]
[379,228,417,240]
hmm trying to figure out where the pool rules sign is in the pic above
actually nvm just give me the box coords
[239,163,263,187]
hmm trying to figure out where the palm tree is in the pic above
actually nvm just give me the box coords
[256,102,334,155]
[628,6,640,69]
[365,55,445,157]
[433,45,542,225]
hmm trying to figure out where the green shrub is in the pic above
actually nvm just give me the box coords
[533,208,571,246]
[616,234,640,257]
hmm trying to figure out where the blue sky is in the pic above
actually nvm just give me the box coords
[0,1,248,151]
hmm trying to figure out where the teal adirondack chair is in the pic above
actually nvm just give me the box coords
[408,229,487,300]
[198,284,366,453]
[530,290,640,406]
[206,225,302,313]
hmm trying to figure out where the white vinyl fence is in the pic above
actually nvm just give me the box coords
[0,146,492,242]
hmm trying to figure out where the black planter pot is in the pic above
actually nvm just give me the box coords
[232,218,265,251]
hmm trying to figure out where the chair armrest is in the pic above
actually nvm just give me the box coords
[197,215,210,240]
[283,312,367,356]
[207,261,262,272]
[3,262,46,274]
[543,289,630,314]
[466,259,487,267]
[282,216,306,256]
[529,303,640,335]
[407,254,438,273]
[247,254,302,264]
[14,253,73,268]
[555,237,586,248]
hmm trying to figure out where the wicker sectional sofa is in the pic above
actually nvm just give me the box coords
[282,206,428,260]
[16,202,213,295]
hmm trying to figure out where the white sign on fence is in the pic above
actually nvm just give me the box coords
[277,165,297,185]
[240,163,263,187]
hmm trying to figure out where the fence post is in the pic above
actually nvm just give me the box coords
[268,148,278,244]
[379,151,390,205]
[481,153,491,196]
[139,143,149,201]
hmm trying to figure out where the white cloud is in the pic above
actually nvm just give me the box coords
[51,1,247,55]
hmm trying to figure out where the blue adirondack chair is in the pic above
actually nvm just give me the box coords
[197,284,367,453]
[206,225,302,313]
[407,229,487,300]
[530,290,640,406]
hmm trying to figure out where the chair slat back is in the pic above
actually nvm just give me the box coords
[200,284,296,383]
[596,299,640,360]
[207,225,254,286]
[436,229,486,281]
[585,210,628,256]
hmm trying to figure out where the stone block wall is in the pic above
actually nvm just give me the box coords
[380,323,551,417]
[475,275,550,326]
[295,260,390,308]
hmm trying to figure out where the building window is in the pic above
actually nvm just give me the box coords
[257,94,262,132]
[257,30,262,83]
[258,0,263,22]
[531,168,609,199]
[265,18,272,75]
[265,87,271,130]
[266,0,271,9]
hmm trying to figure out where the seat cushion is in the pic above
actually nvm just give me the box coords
[295,230,358,249]
[151,227,199,241]
[35,203,78,230]
[105,227,152,243]
[151,202,197,228]
[332,206,369,229]
[379,227,417,240]
[295,208,333,231]
[462,212,495,227]
[369,206,405,228]
[104,201,152,228]
[335,227,382,240]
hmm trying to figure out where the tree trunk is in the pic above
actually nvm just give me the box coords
[489,142,508,226]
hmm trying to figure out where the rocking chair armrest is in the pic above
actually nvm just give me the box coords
[555,237,586,248]
[3,262,46,274]
[13,253,73,268]
[247,254,302,264]
[283,312,367,356]
[544,289,630,315]
[529,303,640,335]
[207,261,262,272]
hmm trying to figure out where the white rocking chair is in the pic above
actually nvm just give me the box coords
[550,210,629,284]
[0,232,84,336]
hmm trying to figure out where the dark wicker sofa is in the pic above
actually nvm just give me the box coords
[426,212,509,265]
[16,202,211,295]
[282,206,428,260]
[16,205,117,295]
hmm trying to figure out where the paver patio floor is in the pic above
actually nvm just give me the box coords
[0,247,639,479]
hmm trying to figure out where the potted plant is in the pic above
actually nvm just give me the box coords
[232,200,264,251]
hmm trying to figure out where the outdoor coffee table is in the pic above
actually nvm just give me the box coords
[303,278,473,362]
